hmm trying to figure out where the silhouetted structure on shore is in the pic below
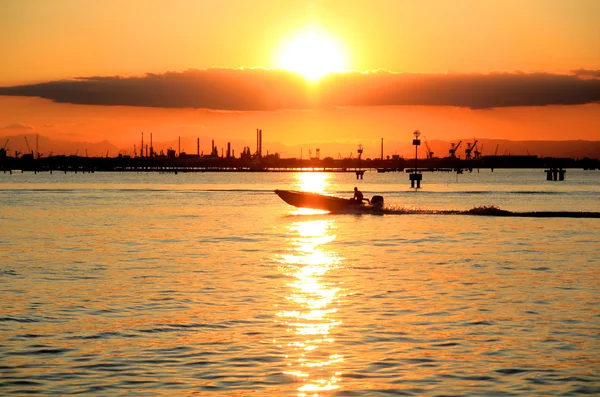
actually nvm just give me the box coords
[1,149,598,174]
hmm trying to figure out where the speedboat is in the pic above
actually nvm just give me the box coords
[274,189,384,212]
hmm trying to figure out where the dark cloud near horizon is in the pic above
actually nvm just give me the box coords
[571,69,600,79]
[0,69,599,110]
[3,123,34,130]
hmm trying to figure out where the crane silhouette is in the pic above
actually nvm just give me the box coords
[24,136,33,155]
[465,139,478,160]
[474,144,483,159]
[449,140,462,159]
[425,138,434,159]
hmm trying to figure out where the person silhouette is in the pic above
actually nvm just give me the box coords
[352,187,369,204]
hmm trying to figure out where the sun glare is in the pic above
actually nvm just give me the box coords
[276,28,348,80]
[298,172,328,193]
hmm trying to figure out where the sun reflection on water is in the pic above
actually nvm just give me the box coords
[289,208,330,216]
[297,172,328,193]
[276,219,344,396]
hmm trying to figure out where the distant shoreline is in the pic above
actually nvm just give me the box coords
[2,152,599,174]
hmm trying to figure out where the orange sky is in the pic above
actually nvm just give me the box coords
[0,0,599,156]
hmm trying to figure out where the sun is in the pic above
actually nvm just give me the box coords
[276,27,348,80]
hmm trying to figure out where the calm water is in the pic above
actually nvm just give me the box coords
[1,169,599,396]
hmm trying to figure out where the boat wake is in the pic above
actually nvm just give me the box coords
[381,205,600,218]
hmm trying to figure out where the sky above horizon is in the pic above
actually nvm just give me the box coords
[0,0,599,157]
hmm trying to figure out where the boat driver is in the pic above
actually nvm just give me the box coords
[353,187,369,203]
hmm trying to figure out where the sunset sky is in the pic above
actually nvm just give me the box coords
[1,0,599,157]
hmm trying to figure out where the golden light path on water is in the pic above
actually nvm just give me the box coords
[277,219,343,396]
[298,172,328,193]
[276,172,344,396]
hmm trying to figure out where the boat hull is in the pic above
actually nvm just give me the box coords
[275,189,365,212]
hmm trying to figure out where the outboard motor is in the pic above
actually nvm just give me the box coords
[370,195,384,209]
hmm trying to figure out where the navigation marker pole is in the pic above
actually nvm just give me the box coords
[409,130,423,189]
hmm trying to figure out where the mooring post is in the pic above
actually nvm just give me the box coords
[545,167,566,181]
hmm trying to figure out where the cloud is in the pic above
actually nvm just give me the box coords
[571,69,600,79]
[3,123,34,130]
[0,68,599,110]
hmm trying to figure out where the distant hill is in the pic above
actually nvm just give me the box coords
[423,139,600,159]
[384,138,600,160]
[0,133,120,158]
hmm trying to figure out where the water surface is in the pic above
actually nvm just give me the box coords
[1,170,599,396]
